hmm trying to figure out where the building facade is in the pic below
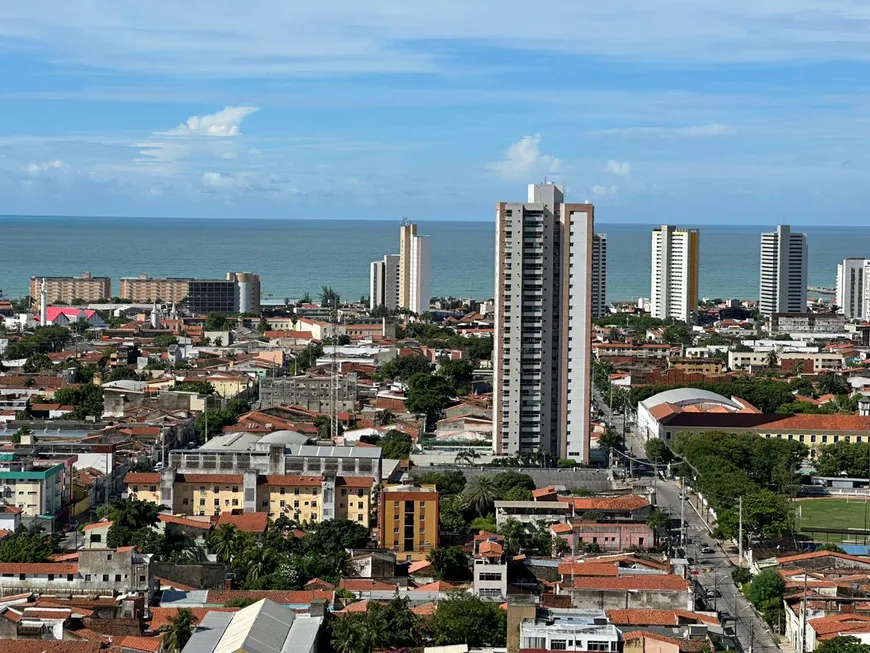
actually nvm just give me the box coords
[650,225,699,323]
[29,273,111,307]
[369,254,400,311]
[377,484,439,561]
[836,258,869,320]
[0,462,66,517]
[119,272,261,314]
[760,225,808,316]
[408,233,431,315]
[592,233,607,318]
[494,183,595,462]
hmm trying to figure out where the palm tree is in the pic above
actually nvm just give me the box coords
[499,517,524,555]
[461,476,496,516]
[766,348,779,371]
[161,607,195,652]
[208,524,240,564]
[243,546,273,584]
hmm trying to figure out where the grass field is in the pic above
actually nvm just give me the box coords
[796,498,870,542]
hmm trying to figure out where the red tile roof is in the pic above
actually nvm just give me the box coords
[115,636,162,653]
[336,476,375,488]
[176,473,244,484]
[158,514,213,530]
[2,643,102,653]
[215,512,269,533]
[339,579,398,592]
[148,607,239,632]
[809,613,870,637]
[337,599,370,614]
[570,575,689,591]
[607,609,720,626]
[558,562,621,577]
[410,602,437,616]
[304,578,336,590]
[124,473,161,484]
[560,494,650,511]
[259,475,323,487]
[413,580,456,591]
[778,550,870,566]
[154,577,199,592]
[82,520,112,531]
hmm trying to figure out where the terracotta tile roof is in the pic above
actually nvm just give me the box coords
[560,494,650,511]
[413,580,455,592]
[408,560,432,574]
[304,578,336,590]
[532,486,558,498]
[82,520,112,531]
[809,613,870,636]
[48,553,80,562]
[339,579,398,592]
[337,599,370,614]
[67,626,112,643]
[2,642,102,653]
[570,575,689,591]
[778,550,870,566]
[410,602,437,616]
[21,608,72,620]
[607,609,720,626]
[175,473,244,484]
[34,600,95,617]
[478,541,504,556]
[558,562,621,577]
[124,472,161,484]
[768,413,870,431]
[0,563,78,574]
[158,514,213,530]
[259,475,323,487]
[336,476,375,488]
[115,636,161,653]
[148,607,239,632]
[621,631,709,651]
[155,576,199,592]
[550,523,573,534]
[215,512,268,533]
[205,590,333,606]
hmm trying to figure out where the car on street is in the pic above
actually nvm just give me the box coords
[701,545,713,554]
[718,611,731,622]
[705,588,718,598]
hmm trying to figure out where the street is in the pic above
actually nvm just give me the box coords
[594,389,783,653]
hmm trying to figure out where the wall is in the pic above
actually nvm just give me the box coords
[150,562,227,590]
[567,588,692,611]
[409,466,612,492]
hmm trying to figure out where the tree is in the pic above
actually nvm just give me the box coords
[491,471,536,499]
[470,516,498,533]
[439,495,469,535]
[462,476,497,516]
[745,568,786,626]
[438,359,474,394]
[415,471,466,496]
[319,286,340,310]
[647,509,671,545]
[209,524,244,564]
[106,366,140,382]
[662,321,694,346]
[765,348,779,370]
[214,336,223,347]
[330,613,379,653]
[161,607,195,653]
[303,518,370,556]
[203,313,229,331]
[464,335,493,361]
[817,636,870,653]
[379,430,412,460]
[53,384,104,419]
[503,486,533,501]
[405,372,453,421]
[431,591,507,647]
[428,546,472,581]
[152,334,179,347]
[819,372,850,396]
[645,438,673,464]
[11,426,32,445]
[174,381,215,395]
[256,317,269,334]
[23,353,54,373]
[379,355,433,381]
[0,526,58,562]
[498,518,524,555]
[598,427,623,455]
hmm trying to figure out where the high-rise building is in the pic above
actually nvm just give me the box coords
[836,258,869,320]
[760,225,807,316]
[378,484,439,562]
[29,273,111,307]
[369,254,400,311]
[119,272,261,314]
[592,233,607,318]
[650,226,699,323]
[397,220,431,315]
[493,183,595,462]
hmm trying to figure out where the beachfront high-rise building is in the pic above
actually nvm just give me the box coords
[592,233,607,318]
[398,220,431,315]
[119,272,261,314]
[759,225,807,316]
[493,182,596,463]
[650,226,699,323]
[29,273,111,308]
[836,258,869,320]
[369,254,400,311]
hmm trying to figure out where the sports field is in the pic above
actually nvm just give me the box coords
[796,497,870,542]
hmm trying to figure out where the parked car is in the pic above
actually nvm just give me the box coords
[701,545,713,554]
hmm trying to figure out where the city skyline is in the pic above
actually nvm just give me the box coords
[2,3,870,223]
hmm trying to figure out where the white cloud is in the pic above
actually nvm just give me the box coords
[167,106,258,137]
[488,134,562,181]
[201,171,244,192]
[604,160,631,177]
[588,123,735,138]
[24,159,67,176]
[591,184,618,197]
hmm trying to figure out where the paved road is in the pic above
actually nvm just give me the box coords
[593,390,784,653]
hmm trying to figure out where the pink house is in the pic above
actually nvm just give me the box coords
[551,520,654,553]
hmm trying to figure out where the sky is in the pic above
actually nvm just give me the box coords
[2,2,870,224]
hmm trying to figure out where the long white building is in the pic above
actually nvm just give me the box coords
[592,233,607,318]
[650,225,699,323]
[760,225,807,316]
[836,257,869,320]
[407,233,431,316]
[493,183,597,463]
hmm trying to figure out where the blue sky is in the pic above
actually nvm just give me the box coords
[2,2,870,224]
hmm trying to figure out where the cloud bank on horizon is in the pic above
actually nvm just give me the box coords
[1,1,869,224]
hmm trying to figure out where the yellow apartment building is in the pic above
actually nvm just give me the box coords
[30,273,111,306]
[378,484,439,561]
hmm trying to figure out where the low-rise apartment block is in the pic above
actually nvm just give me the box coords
[119,271,261,314]
[29,273,111,306]
[378,484,439,561]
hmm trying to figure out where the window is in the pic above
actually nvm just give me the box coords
[313,488,318,496]
[232,486,238,492]
[280,500,286,508]
[232,499,238,506]
[357,515,363,521]
[115,574,122,582]
[551,640,567,651]
[280,487,286,495]
[358,502,364,509]
[91,534,102,543]
[132,486,138,492]
[200,498,205,506]
[357,489,364,497]
[67,574,74,581]
[85,574,91,581]
[214,498,219,505]
[479,572,502,581]
[139,575,146,583]
[182,498,189,505]
[19,574,25,581]
[588,642,611,652]
[102,574,109,581]
[294,488,299,495]
[107,554,112,561]
[262,500,268,507]
[213,486,219,493]
[341,489,347,496]
[312,501,317,508]
[149,485,156,492]
[294,500,299,508]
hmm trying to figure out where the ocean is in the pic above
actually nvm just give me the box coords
[1,217,869,305]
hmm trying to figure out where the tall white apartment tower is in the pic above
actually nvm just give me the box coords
[836,258,868,320]
[650,225,700,323]
[493,183,595,463]
[760,225,807,316]
[591,233,607,318]
[369,254,400,311]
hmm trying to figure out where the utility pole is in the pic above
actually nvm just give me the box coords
[738,495,743,567]
[800,569,808,653]
[680,478,686,552]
